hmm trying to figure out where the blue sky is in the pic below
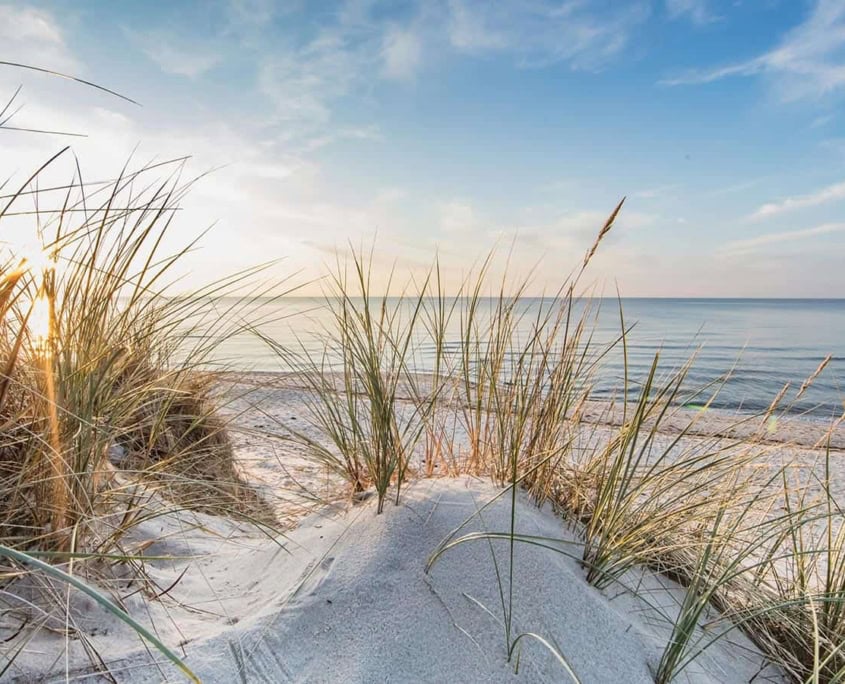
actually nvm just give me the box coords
[2,0,845,296]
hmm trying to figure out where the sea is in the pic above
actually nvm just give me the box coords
[205,298,845,420]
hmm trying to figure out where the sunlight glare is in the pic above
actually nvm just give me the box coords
[4,235,56,279]
[29,291,52,350]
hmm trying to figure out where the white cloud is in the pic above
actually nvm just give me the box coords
[546,210,617,238]
[811,113,834,128]
[665,0,716,25]
[1,96,415,292]
[257,15,384,129]
[296,124,381,153]
[253,8,425,142]
[704,178,768,197]
[374,187,408,204]
[0,75,401,296]
[0,4,78,73]
[749,180,845,220]
[381,26,423,81]
[632,183,681,199]
[446,0,650,70]
[258,37,360,126]
[226,0,280,28]
[553,208,655,237]
[721,222,845,255]
[0,1,435,295]
[439,200,480,233]
[485,208,655,257]
[136,33,221,78]
[660,60,764,86]
[432,202,654,275]
[448,0,510,52]
[254,0,649,143]
[662,0,845,100]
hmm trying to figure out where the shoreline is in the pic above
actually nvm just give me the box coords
[220,370,845,452]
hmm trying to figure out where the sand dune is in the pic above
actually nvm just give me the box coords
[7,477,785,683]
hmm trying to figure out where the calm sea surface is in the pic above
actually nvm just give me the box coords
[206,298,845,419]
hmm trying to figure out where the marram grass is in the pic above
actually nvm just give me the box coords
[0,149,290,677]
[284,204,845,682]
[2,115,843,683]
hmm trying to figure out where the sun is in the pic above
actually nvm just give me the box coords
[10,236,56,276]
[1,232,58,350]
[28,290,52,349]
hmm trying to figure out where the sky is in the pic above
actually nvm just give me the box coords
[2,0,845,296]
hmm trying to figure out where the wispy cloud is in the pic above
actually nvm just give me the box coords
[665,0,717,26]
[0,4,78,73]
[632,183,681,199]
[134,31,221,78]
[447,0,651,70]
[660,59,764,86]
[721,222,845,254]
[510,209,656,252]
[259,38,362,126]
[434,202,656,259]
[661,0,845,100]
[381,26,423,81]
[438,200,481,234]
[258,0,652,128]
[749,180,845,220]
[296,124,381,153]
[226,0,280,28]
[819,137,845,157]
[704,177,768,198]
[257,5,424,131]
[811,113,834,128]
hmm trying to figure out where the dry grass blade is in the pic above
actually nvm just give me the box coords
[0,61,141,106]
[582,196,625,269]
[796,354,832,401]
[0,150,290,676]
[0,544,199,683]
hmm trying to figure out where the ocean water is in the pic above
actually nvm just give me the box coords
[207,298,845,419]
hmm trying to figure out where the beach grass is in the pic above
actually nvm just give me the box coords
[0,147,292,676]
[283,213,845,681]
[1,124,843,682]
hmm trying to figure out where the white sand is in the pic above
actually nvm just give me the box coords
[4,477,784,683]
[6,373,838,682]
[225,373,845,512]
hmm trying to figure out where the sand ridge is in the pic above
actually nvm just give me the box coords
[5,478,785,683]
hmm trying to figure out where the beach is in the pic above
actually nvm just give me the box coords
[3,5,845,680]
[4,373,842,682]
[224,373,845,514]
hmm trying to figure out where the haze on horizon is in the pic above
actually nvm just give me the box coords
[2,0,845,297]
